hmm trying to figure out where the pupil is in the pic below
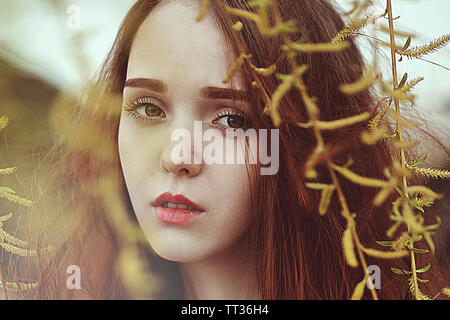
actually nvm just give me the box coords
[145,105,160,117]
[227,116,242,128]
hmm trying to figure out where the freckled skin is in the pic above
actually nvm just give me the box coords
[118,0,253,263]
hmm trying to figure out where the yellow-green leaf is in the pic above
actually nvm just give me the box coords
[0,213,13,222]
[416,264,431,273]
[398,73,408,89]
[402,36,412,51]
[0,186,15,193]
[305,183,332,190]
[376,241,393,247]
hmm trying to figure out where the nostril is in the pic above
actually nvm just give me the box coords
[179,168,189,175]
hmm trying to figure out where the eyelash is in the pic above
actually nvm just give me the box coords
[212,109,249,132]
[123,97,167,124]
[122,97,249,130]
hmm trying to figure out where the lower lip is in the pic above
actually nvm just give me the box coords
[154,206,203,225]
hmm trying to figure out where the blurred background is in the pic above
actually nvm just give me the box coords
[0,0,449,290]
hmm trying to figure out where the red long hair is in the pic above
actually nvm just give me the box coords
[15,0,448,299]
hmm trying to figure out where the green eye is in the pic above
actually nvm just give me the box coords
[124,97,167,124]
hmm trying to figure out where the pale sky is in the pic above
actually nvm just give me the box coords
[1,0,449,126]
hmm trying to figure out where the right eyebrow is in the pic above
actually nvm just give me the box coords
[124,78,168,94]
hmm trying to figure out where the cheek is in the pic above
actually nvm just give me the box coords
[117,117,157,201]
[200,139,256,244]
[209,164,253,232]
[118,116,160,170]
[156,164,253,263]
[118,119,139,204]
[118,118,137,179]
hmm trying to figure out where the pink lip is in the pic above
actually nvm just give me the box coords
[151,192,204,225]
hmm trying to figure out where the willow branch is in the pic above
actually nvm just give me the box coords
[386,0,419,300]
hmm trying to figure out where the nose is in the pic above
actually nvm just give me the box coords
[160,136,203,178]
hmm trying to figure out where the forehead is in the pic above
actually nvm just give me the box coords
[126,0,242,92]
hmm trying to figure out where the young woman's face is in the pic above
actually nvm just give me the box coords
[118,0,253,263]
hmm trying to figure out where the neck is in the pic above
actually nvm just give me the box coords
[179,244,260,300]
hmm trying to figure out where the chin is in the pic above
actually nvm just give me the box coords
[146,234,215,263]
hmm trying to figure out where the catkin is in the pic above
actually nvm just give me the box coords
[0,229,29,248]
[0,115,8,131]
[332,164,390,188]
[0,167,17,175]
[351,279,366,300]
[407,185,444,200]
[0,281,38,291]
[332,16,369,44]
[340,68,376,94]
[407,166,450,179]
[270,75,295,127]
[362,247,409,259]
[318,186,335,215]
[0,191,33,207]
[232,21,244,31]
[0,242,37,257]
[223,53,251,83]
[196,0,210,21]
[315,112,370,130]
[442,288,450,297]
[400,77,424,93]
[396,34,450,59]
[288,41,350,52]
[342,227,358,267]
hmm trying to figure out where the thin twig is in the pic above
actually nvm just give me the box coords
[386,0,419,300]
[353,33,450,71]
[270,1,378,300]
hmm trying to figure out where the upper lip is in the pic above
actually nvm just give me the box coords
[151,192,205,212]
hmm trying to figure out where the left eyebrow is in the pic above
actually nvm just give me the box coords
[200,86,249,101]
[124,78,168,94]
